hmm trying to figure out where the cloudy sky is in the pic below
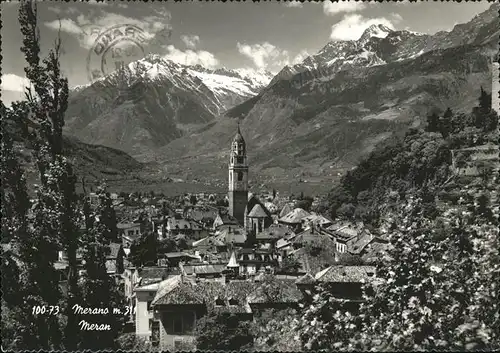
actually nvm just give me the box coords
[1,0,492,101]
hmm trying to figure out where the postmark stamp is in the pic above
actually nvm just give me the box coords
[86,23,172,85]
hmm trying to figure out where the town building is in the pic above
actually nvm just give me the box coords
[227,125,273,232]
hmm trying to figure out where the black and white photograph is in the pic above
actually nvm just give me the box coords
[1,0,499,351]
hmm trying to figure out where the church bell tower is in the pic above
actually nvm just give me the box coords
[228,123,248,226]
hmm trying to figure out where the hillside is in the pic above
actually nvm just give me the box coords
[64,56,273,156]
[62,4,499,186]
[148,4,499,185]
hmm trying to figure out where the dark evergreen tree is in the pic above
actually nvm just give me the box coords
[426,112,440,132]
[79,186,124,350]
[439,107,453,138]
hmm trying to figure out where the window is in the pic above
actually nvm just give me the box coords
[215,297,225,306]
[237,156,244,164]
[128,230,134,236]
[237,172,243,181]
[228,298,238,306]
[151,321,160,347]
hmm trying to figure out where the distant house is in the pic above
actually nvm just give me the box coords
[106,242,126,279]
[326,221,368,253]
[161,252,200,267]
[149,275,302,350]
[135,281,161,341]
[123,266,172,322]
[118,222,142,248]
[236,248,279,275]
[278,208,311,231]
[213,212,239,230]
[191,236,226,255]
[255,224,294,247]
[301,213,333,229]
[213,226,247,247]
[347,233,390,263]
[184,207,218,227]
[158,217,209,240]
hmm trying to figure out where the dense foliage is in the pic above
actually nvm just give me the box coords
[194,313,254,350]
[1,2,126,350]
[294,89,499,352]
[322,88,498,225]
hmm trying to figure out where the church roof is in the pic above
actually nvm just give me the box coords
[248,204,268,218]
[227,251,239,268]
[233,123,245,144]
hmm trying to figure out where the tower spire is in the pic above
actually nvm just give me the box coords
[237,120,241,135]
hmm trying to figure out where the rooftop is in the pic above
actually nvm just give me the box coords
[279,208,310,224]
[315,265,376,283]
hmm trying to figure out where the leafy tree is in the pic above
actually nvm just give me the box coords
[295,196,313,212]
[79,186,123,350]
[251,308,301,351]
[195,314,253,350]
[280,256,302,273]
[129,230,158,267]
[1,1,88,349]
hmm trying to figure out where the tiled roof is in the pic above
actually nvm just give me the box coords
[301,213,333,227]
[314,265,376,283]
[279,203,294,218]
[214,227,247,244]
[295,273,316,285]
[248,204,268,218]
[183,264,227,275]
[292,230,334,246]
[279,208,310,224]
[164,252,199,260]
[167,218,192,230]
[152,276,300,311]
[192,236,225,248]
[247,277,302,304]
[135,282,161,292]
[256,224,294,240]
[117,222,141,229]
[137,267,171,280]
[216,213,239,226]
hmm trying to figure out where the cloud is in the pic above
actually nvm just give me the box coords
[44,7,172,50]
[181,35,200,50]
[163,46,219,69]
[284,1,304,8]
[323,1,366,16]
[330,14,395,41]
[237,42,290,70]
[1,74,31,92]
[390,13,403,23]
[292,50,310,65]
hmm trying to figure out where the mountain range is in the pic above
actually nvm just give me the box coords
[64,3,500,185]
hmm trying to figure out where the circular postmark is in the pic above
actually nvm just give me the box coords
[86,24,149,84]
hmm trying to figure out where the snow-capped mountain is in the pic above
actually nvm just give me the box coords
[155,3,499,183]
[64,55,273,155]
[270,4,499,88]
